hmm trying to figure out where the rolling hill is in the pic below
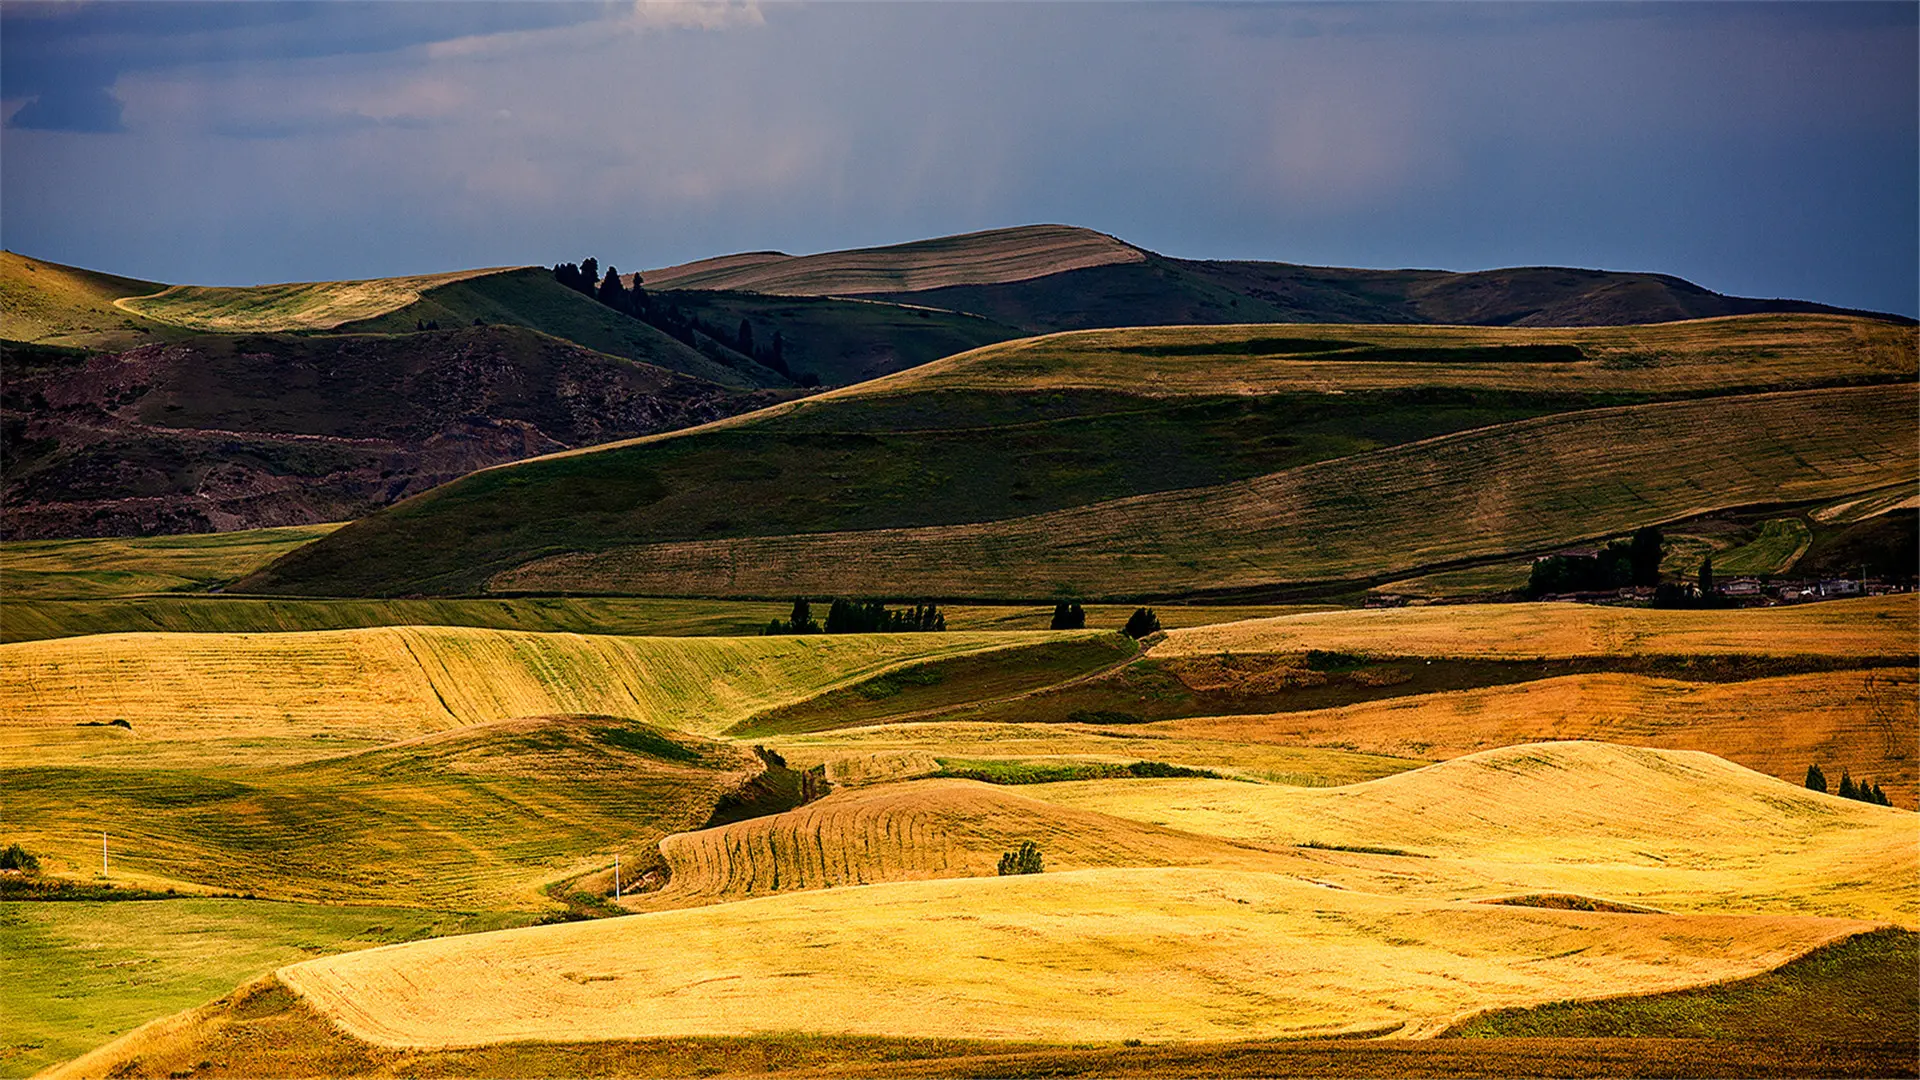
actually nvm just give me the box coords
[234,315,1917,598]
[0,251,179,351]
[642,224,1911,332]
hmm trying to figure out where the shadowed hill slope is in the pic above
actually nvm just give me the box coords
[235,316,1916,597]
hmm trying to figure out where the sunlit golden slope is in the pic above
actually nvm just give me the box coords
[115,267,510,331]
[642,778,1295,909]
[1156,594,1917,660]
[0,626,1093,765]
[1020,742,1917,924]
[1158,668,1917,806]
[274,866,1868,1047]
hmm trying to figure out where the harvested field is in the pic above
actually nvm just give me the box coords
[641,225,1146,295]
[273,866,1871,1047]
[1156,593,1917,660]
[1156,668,1918,806]
[0,626,1083,765]
[862,315,1917,397]
[116,268,511,332]
[639,778,1297,908]
[490,385,1916,598]
[1018,742,1918,923]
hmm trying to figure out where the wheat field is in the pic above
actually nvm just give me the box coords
[1017,742,1918,924]
[0,626,1098,766]
[273,864,1871,1048]
[1156,594,1916,660]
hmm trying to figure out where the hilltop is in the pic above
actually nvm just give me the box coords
[237,316,1917,598]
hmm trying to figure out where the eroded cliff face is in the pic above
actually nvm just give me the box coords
[1,328,782,539]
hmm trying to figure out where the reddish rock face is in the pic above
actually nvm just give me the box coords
[1,327,779,539]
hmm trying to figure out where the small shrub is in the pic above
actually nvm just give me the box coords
[0,843,41,874]
[997,841,1043,876]
[1122,608,1161,639]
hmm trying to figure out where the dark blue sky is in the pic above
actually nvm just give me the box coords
[4,2,1915,316]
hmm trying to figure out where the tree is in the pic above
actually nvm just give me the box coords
[579,257,599,292]
[997,841,1043,875]
[737,319,755,356]
[788,597,818,634]
[1123,608,1161,639]
[1050,601,1086,630]
[1805,763,1828,793]
[1698,555,1715,598]
[0,842,40,873]
[770,330,787,373]
[1628,526,1664,586]
[599,266,626,308]
[1838,771,1857,800]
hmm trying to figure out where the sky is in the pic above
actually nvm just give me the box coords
[3,1,1915,316]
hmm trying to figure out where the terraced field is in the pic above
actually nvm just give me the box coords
[641,224,1147,295]
[272,865,1870,1047]
[1018,742,1917,924]
[487,384,1915,598]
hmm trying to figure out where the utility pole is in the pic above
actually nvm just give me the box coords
[614,854,621,900]
[102,831,108,878]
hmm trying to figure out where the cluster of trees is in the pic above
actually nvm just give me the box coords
[762,598,945,635]
[997,841,1044,875]
[1050,603,1161,638]
[1805,764,1895,806]
[553,257,817,386]
[1526,527,1664,598]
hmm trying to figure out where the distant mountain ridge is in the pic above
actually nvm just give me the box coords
[646,224,1912,331]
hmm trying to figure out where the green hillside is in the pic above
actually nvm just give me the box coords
[0,252,178,351]
[237,317,1916,598]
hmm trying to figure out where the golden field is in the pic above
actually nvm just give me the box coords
[1156,593,1917,660]
[270,865,1871,1048]
[1017,742,1917,925]
[1155,668,1917,805]
[0,626,1097,765]
[490,384,1915,597]
[0,523,344,601]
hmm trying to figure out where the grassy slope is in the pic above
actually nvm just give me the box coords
[641,224,1145,295]
[273,865,1869,1046]
[0,524,344,600]
[116,267,506,332]
[861,316,1918,397]
[0,252,176,351]
[1157,667,1918,807]
[337,268,784,388]
[4,716,763,909]
[0,901,526,1079]
[1156,594,1917,660]
[487,384,1916,599]
[239,316,1917,598]
[1018,742,1917,924]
